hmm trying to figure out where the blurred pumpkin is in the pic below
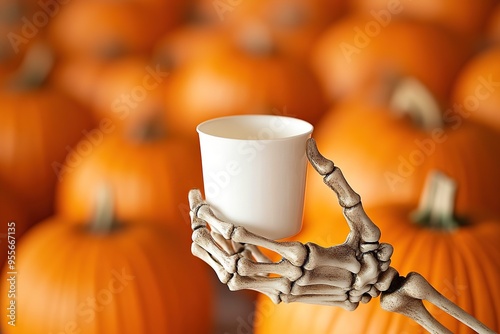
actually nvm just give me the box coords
[55,128,202,235]
[487,3,500,44]
[152,24,230,72]
[164,44,327,138]
[192,0,346,60]
[0,190,214,333]
[46,1,168,61]
[303,80,500,231]
[0,0,36,83]
[0,43,94,221]
[48,57,107,110]
[352,0,497,44]
[0,188,31,270]
[310,16,472,104]
[257,172,499,334]
[452,46,500,133]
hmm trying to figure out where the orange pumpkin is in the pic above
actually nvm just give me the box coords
[48,57,108,110]
[310,16,472,103]
[0,203,213,333]
[0,1,35,83]
[0,188,31,269]
[55,131,202,235]
[352,0,497,43]
[46,1,166,60]
[193,0,346,60]
[487,3,500,44]
[152,24,230,72]
[302,89,500,231]
[0,84,94,221]
[256,173,499,334]
[164,44,327,138]
[451,46,500,133]
[50,56,172,135]
[89,57,170,136]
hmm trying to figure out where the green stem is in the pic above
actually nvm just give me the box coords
[410,171,463,231]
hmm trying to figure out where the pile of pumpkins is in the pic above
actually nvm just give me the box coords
[0,0,499,333]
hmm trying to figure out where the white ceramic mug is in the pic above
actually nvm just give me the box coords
[197,115,313,240]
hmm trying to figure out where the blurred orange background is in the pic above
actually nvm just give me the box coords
[0,0,499,333]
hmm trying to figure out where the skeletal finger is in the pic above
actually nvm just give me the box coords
[192,227,238,273]
[304,243,361,274]
[295,266,354,289]
[211,230,236,254]
[191,243,231,284]
[376,243,394,262]
[367,285,380,298]
[344,204,381,245]
[244,244,272,263]
[360,295,372,304]
[237,258,303,281]
[325,168,361,208]
[231,226,308,266]
[379,260,391,272]
[197,204,234,239]
[282,294,359,311]
[281,293,348,304]
[306,138,335,176]
[290,284,349,296]
[227,274,291,296]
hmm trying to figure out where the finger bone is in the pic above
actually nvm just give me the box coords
[374,267,399,292]
[360,295,372,304]
[360,242,379,253]
[324,168,361,208]
[227,274,291,295]
[281,294,349,305]
[192,227,238,273]
[306,138,335,175]
[191,243,232,284]
[291,284,349,296]
[304,243,361,274]
[237,258,303,281]
[231,226,308,266]
[344,203,381,244]
[295,266,353,289]
[197,205,234,239]
[353,252,380,290]
[376,243,394,262]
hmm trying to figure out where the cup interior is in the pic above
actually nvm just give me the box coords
[197,115,313,140]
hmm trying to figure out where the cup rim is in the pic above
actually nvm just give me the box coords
[196,114,314,141]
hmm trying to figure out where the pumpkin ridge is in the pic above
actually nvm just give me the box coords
[380,213,424,333]
[114,232,148,333]
[447,233,475,333]
[127,229,172,332]
[440,233,461,334]
[48,225,83,332]
[458,232,499,330]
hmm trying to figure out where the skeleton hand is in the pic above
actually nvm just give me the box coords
[189,138,494,334]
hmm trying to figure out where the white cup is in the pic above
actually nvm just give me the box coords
[197,115,313,240]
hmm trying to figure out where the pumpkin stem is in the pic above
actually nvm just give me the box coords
[410,171,463,231]
[128,111,167,142]
[91,184,115,233]
[236,23,276,56]
[389,77,443,131]
[6,41,54,90]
